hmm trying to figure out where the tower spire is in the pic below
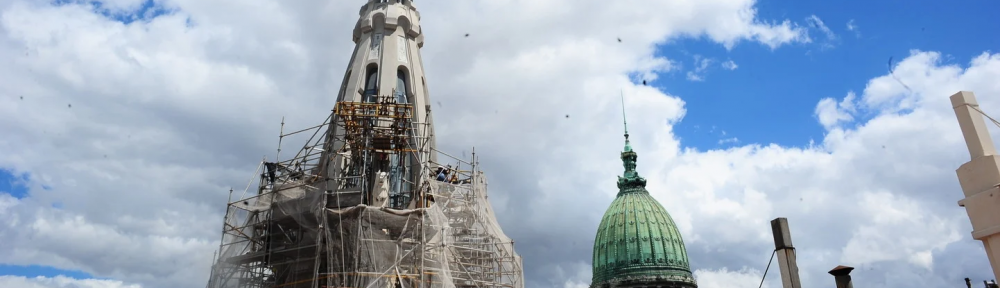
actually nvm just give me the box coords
[617,89,644,192]
[621,90,632,152]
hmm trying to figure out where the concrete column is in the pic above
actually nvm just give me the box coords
[828,266,854,288]
[953,91,999,158]
[770,218,802,288]
[951,91,1000,281]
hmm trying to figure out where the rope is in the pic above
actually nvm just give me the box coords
[758,249,777,288]
[967,104,1000,129]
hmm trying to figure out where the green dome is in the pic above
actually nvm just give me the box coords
[591,134,697,288]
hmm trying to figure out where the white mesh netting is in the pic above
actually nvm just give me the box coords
[207,166,523,288]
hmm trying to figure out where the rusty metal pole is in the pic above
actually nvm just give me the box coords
[829,265,855,288]
[770,218,802,288]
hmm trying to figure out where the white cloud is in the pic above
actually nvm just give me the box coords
[808,15,836,40]
[841,191,962,270]
[815,91,857,129]
[0,275,140,288]
[846,19,861,38]
[1,1,998,288]
[721,59,738,70]
[557,261,593,288]
[806,15,837,49]
[719,137,740,145]
[632,55,677,82]
[695,268,777,288]
[687,54,714,81]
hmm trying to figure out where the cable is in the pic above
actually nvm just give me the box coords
[758,249,777,288]
[967,104,1000,129]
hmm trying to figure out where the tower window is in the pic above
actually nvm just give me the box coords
[396,69,409,103]
[364,65,378,102]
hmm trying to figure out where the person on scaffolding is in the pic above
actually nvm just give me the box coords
[436,165,449,182]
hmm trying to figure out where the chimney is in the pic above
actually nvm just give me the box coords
[828,265,854,288]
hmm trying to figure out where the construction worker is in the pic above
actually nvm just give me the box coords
[436,166,448,181]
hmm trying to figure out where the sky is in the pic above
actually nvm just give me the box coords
[0,0,999,287]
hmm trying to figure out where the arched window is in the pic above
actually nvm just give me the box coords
[364,65,378,102]
[395,69,408,103]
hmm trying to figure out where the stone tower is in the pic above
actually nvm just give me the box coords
[320,0,436,208]
[205,1,526,287]
[591,105,698,288]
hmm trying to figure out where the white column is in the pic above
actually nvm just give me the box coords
[951,91,1000,281]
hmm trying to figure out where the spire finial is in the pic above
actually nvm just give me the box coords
[620,89,629,142]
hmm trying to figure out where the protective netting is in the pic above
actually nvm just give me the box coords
[207,163,522,288]
[428,176,523,287]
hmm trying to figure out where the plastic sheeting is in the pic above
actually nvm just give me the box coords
[207,170,522,288]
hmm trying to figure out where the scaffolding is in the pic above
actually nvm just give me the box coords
[206,95,524,288]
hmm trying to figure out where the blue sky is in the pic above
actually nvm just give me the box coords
[664,0,1000,149]
[54,0,173,24]
[0,264,97,280]
[0,169,29,199]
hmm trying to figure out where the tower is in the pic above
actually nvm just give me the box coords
[321,0,436,209]
[591,96,698,288]
[205,1,524,287]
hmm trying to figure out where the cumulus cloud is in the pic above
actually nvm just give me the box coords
[1,1,998,288]
[815,91,857,129]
